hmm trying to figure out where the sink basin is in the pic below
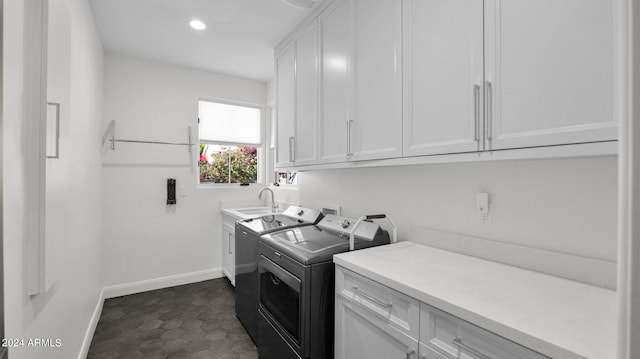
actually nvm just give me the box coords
[223,207,279,220]
[236,208,275,216]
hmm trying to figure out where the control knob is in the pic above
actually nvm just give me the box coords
[297,209,304,216]
[341,219,350,229]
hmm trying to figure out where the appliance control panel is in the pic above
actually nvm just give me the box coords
[282,205,323,224]
[317,214,381,241]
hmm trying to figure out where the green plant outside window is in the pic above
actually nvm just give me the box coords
[199,144,257,184]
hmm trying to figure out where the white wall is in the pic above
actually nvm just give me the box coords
[297,156,618,265]
[101,53,267,290]
[3,0,104,358]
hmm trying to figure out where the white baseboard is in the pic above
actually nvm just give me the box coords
[77,288,105,359]
[103,268,223,299]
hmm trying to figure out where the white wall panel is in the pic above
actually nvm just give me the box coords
[101,53,267,287]
[298,157,618,272]
[3,0,105,357]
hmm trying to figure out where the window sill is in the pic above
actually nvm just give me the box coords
[197,182,262,190]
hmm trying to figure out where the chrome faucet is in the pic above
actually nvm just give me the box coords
[258,187,279,213]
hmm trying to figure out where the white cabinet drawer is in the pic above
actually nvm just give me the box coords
[336,266,420,339]
[420,303,549,359]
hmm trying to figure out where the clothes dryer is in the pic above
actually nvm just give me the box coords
[257,214,391,359]
[235,205,323,342]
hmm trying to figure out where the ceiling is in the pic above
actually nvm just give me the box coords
[88,0,316,82]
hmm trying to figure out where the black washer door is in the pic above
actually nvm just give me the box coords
[259,255,302,344]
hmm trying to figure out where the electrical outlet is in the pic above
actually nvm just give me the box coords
[479,213,489,224]
[476,192,490,224]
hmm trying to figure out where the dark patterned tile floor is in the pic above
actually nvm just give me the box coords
[87,278,258,359]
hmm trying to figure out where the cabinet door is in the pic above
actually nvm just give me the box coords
[402,0,484,156]
[294,21,319,165]
[221,227,235,286]
[318,0,353,164]
[275,42,296,168]
[484,0,617,150]
[335,295,419,359]
[351,0,403,161]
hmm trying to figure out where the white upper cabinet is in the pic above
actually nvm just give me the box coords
[318,0,353,164]
[484,0,617,150]
[275,43,295,168]
[294,21,319,165]
[350,0,403,161]
[275,0,618,169]
[402,0,484,157]
[403,0,617,157]
[275,22,319,168]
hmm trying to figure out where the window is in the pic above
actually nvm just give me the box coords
[198,100,261,184]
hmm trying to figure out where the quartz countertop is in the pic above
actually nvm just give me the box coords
[333,241,617,359]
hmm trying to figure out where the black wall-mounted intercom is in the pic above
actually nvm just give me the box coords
[167,178,177,205]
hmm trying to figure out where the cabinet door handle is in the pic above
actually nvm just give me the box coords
[485,81,493,150]
[47,102,61,159]
[406,349,415,359]
[453,338,492,359]
[228,236,232,254]
[288,136,295,162]
[346,119,353,156]
[351,286,392,309]
[473,85,481,150]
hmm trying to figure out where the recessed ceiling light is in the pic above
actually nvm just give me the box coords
[189,20,206,30]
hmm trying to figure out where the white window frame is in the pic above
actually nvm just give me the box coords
[197,98,265,188]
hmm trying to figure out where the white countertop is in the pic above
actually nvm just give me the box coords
[333,241,617,359]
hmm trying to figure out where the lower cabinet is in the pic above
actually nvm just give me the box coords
[335,266,420,359]
[335,296,419,359]
[221,214,236,286]
[335,266,549,359]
